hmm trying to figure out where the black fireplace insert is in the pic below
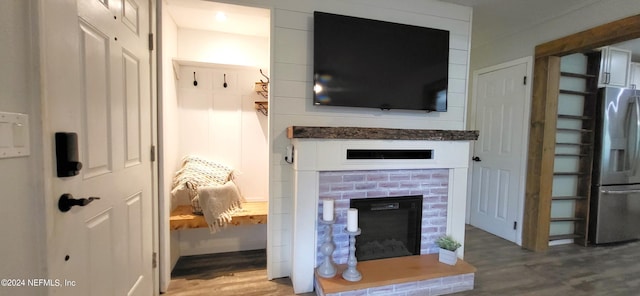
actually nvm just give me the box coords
[350,195,423,261]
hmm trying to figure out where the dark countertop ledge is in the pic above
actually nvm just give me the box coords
[287,126,479,141]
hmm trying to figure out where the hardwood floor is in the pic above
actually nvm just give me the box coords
[165,225,640,295]
[457,225,640,296]
[165,249,314,296]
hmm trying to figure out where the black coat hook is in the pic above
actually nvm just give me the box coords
[259,69,270,84]
[223,74,228,88]
[193,72,198,86]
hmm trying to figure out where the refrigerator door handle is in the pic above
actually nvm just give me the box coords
[600,189,640,194]
[632,96,640,175]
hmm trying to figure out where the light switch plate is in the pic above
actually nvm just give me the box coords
[0,111,30,158]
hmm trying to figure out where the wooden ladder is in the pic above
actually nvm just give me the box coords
[549,52,600,246]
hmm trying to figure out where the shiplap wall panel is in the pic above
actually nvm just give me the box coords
[271,80,309,100]
[347,0,472,21]
[450,64,468,79]
[274,9,310,29]
[451,33,470,50]
[450,49,469,65]
[273,62,310,82]
[448,92,466,108]
[273,28,310,65]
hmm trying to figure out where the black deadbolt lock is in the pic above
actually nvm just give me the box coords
[55,132,83,177]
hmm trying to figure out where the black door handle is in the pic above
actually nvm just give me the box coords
[58,193,100,212]
[472,156,481,162]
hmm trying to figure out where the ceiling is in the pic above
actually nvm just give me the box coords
[165,0,603,43]
[164,0,270,37]
[440,0,640,60]
[164,0,640,60]
[438,0,602,47]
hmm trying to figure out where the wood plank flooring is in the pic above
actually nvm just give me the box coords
[457,225,640,296]
[165,225,640,295]
[165,249,312,296]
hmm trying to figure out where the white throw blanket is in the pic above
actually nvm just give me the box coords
[170,155,235,215]
[198,181,244,233]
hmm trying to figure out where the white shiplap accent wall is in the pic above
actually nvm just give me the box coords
[268,0,471,280]
[213,0,472,280]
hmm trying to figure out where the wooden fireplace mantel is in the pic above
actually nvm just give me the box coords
[287,126,479,141]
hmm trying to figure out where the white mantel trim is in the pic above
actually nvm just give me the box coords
[289,139,472,293]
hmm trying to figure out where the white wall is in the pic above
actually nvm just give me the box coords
[0,1,46,295]
[178,28,269,68]
[177,225,267,255]
[174,63,269,201]
[469,0,640,73]
[160,4,181,291]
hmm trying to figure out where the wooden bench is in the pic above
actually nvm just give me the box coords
[169,201,268,230]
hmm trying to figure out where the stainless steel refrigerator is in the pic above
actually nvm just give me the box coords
[590,87,640,244]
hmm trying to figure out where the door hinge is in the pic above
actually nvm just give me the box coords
[523,76,527,85]
[513,221,517,230]
[148,33,154,51]
[152,252,157,269]
[150,145,156,162]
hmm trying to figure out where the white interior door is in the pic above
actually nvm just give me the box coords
[470,61,528,243]
[42,0,154,295]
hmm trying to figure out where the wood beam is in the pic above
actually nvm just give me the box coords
[536,14,640,58]
[523,56,560,251]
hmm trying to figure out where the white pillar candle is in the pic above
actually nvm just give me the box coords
[322,199,334,221]
[347,208,358,232]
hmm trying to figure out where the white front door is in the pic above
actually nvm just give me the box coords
[470,61,529,243]
[41,0,154,295]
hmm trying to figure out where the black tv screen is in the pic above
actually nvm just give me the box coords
[313,12,449,112]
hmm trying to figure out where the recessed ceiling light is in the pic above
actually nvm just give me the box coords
[216,11,227,22]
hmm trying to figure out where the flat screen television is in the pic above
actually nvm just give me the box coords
[313,11,450,112]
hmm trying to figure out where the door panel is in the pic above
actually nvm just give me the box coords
[126,193,144,292]
[500,106,513,153]
[478,167,491,214]
[480,107,493,153]
[122,0,140,34]
[80,20,112,177]
[87,211,115,294]
[123,50,142,166]
[496,169,510,220]
[470,62,527,242]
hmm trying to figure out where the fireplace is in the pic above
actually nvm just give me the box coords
[351,195,423,261]
[287,129,477,293]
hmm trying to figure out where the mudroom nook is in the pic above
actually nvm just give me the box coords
[159,0,271,284]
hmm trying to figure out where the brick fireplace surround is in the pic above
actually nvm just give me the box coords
[317,169,450,264]
[287,126,478,295]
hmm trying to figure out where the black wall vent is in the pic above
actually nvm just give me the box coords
[346,149,433,160]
